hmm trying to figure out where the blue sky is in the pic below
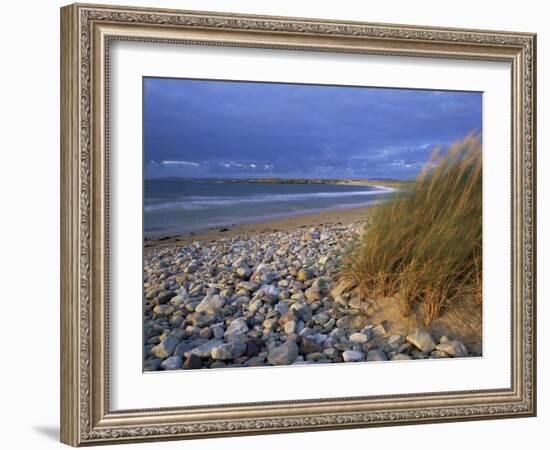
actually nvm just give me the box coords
[144,77,481,180]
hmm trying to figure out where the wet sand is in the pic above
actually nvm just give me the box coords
[144,205,374,250]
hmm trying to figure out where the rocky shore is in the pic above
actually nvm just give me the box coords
[144,222,474,371]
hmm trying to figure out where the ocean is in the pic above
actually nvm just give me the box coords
[144,179,395,238]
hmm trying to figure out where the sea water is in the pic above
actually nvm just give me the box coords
[144,179,395,238]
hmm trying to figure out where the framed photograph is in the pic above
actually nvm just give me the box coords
[60,3,537,446]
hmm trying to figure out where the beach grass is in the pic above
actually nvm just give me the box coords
[339,131,482,325]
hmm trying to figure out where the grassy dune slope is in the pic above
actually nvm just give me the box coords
[339,132,482,325]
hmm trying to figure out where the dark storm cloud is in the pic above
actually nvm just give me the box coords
[143,77,482,180]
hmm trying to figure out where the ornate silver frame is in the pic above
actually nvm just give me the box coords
[60,3,536,446]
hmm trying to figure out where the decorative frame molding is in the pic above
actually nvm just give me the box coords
[60,3,536,446]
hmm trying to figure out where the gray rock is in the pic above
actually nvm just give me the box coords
[430,350,449,358]
[182,354,202,370]
[349,332,369,345]
[245,355,267,366]
[305,287,322,302]
[391,353,412,361]
[211,324,225,340]
[144,358,163,371]
[397,342,414,354]
[372,323,387,337]
[406,328,436,352]
[251,271,276,284]
[291,303,312,321]
[153,304,174,316]
[267,341,299,365]
[275,302,290,315]
[297,267,315,281]
[335,315,363,332]
[263,285,280,300]
[435,340,468,357]
[236,267,252,279]
[161,356,183,370]
[174,339,207,358]
[334,295,349,307]
[262,318,279,329]
[245,340,261,356]
[187,340,223,358]
[300,338,323,355]
[156,290,177,304]
[187,312,216,328]
[387,335,405,349]
[318,277,335,293]
[366,349,388,361]
[323,348,339,359]
[225,318,249,337]
[248,299,263,313]
[342,350,365,362]
[170,316,184,327]
[284,320,297,334]
[199,327,212,339]
[187,261,200,273]
[312,312,330,325]
[169,294,186,306]
[211,342,247,360]
[411,350,429,359]
[305,352,326,361]
[195,294,225,313]
[360,326,374,340]
[245,339,261,356]
[323,317,336,330]
[236,281,259,291]
[151,335,180,358]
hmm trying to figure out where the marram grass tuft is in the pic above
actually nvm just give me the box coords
[339,132,482,325]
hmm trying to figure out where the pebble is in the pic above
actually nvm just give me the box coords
[349,332,369,345]
[236,267,252,279]
[372,323,387,337]
[406,328,436,353]
[366,349,388,361]
[211,342,247,360]
[153,304,174,316]
[284,320,297,334]
[300,338,323,355]
[161,356,183,370]
[144,358,163,371]
[391,353,412,361]
[342,350,365,362]
[435,340,469,357]
[182,354,202,370]
[225,318,249,337]
[187,340,223,358]
[297,267,315,281]
[195,294,225,313]
[268,341,299,365]
[151,335,180,358]
[430,350,449,358]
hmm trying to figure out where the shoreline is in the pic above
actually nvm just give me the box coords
[222,179,413,188]
[144,204,374,249]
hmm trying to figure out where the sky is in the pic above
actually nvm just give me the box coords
[143,77,482,180]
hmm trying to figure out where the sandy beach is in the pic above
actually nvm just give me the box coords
[144,204,374,250]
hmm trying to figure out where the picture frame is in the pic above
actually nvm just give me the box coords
[60,2,536,446]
